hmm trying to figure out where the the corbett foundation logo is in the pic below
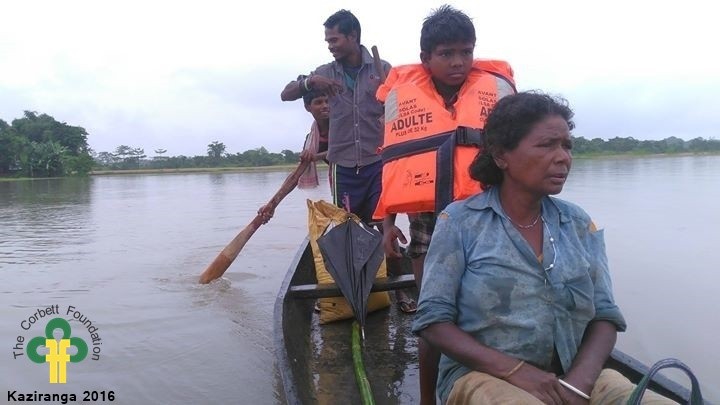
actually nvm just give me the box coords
[8,306,114,404]
[27,318,88,383]
[12,305,102,383]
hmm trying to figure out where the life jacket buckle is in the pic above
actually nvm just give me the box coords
[456,127,484,146]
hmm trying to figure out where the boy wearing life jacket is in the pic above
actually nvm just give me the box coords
[374,5,516,404]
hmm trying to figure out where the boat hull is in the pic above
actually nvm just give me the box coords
[274,239,691,404]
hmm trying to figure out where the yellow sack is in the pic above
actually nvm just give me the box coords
[306,199,391,324]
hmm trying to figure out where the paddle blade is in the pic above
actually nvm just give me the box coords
[198,218,261,284]
[198,253,235,284]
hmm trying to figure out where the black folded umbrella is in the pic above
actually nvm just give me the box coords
[317,218,384,331]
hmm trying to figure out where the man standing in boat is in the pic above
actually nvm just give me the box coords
[374,5,515,404]
[280,9,389,225]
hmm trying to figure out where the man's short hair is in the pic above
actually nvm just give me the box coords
[324,9,361,44]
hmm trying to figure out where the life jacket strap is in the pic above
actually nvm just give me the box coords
[380,127,483,163]
[380,127,483,214]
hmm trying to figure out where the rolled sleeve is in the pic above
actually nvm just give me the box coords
[587,229,627,331]
[412,211,467,335]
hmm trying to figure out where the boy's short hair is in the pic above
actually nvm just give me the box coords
[420,5,475,53]
[303,89,324,106]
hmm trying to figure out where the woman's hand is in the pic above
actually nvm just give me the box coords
[557,374,592,405]
[505,363,570,405]
[560,389,589,405]
[419,323,581,404]
[553,320,617,404]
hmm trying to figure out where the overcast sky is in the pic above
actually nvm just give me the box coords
[1,0,717,157]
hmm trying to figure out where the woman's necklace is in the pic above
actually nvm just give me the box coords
[505,212,542,229]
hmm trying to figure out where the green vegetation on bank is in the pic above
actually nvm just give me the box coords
[90,164,304,176]
[571,135,720,156]
[0,111,93,178]
[94,142,303,172]
[2,111,719,179]
[91,136,720,174]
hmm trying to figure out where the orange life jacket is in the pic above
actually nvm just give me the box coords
[373,60,515,219]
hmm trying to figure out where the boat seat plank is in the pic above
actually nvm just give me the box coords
[289,274,416,298]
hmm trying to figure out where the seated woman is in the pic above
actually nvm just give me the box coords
[412,92,675,404]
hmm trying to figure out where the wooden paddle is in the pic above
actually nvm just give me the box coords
[371,46,387,83]
[198,159,312,284]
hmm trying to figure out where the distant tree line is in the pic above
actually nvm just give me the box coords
[571,135,720,155]
[2,110,719,178]
[0,111,94,177]
[94,136,720,171]
[93,141,303,171]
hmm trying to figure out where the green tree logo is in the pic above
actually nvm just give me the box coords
[27,318,88,383]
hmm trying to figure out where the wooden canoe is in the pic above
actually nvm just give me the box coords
[274,238,692,404]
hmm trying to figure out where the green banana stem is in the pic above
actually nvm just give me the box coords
[352,321,375,405]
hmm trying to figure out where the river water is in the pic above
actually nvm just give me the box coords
[1,155,718,404]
